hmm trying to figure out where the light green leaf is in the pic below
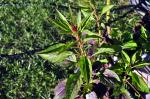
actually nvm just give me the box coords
[131,72,149,93]
[101,5,114,16]
[79,56,92,83]
[141,26,148,40]
[121,51,130,64]
[122,40,137,49]
[38,51,75,63]
[77,11,81,28]
[65,72,83,99]
[132,62,150,69]
[131,51,137,64]
[82,30,102,39]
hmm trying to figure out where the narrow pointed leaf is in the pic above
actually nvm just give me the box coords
[101,5,114,16]
[37,43,65,54]
[51,19,72,33]
[79,56,92,83]
[121,51,130,64]
[133,62,150,69]
[56,10,70,26]
[56,10,72,32]
[77,11,81,28]
[79,14,92,31]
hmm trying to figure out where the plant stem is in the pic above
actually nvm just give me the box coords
[106,0,111,34]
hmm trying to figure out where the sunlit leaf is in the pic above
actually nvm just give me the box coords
[77,11,81,28]
[121,51,130,64]
[38,51,75,63]
[65,72,83,99]
[101,5,114,16]
[131,72,149,93]
[131,51,137,64]
[122,40,137,49]
[132,62,150,69]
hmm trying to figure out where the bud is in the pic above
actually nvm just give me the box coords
[88,39,96,45]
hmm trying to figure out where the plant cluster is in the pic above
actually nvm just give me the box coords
[38,1,150,99]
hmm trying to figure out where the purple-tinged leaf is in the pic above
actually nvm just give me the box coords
[54,80,66,99]
[103,69,120,81]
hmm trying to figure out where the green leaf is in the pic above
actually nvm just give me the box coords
[94,45,122,56]
[65,72,83,99]
[131,51,137,64]
[50,19,72,33]
[132,62,150,69]
[56,10,72,32]
[79,13,92,32]
[38,51,75,63]
[79,56,92,83]
[82,30,102,39]
[77,11,81,28]
[37,43,65,54]
[101,5,114,16]
[122,40,137,49]
[56,10,70,26]
[120,87,132,99]
[131,73,149,93]
[141,26,148,40]
[121,51,130,64]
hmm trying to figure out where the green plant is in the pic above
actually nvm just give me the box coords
[38,1,150,99]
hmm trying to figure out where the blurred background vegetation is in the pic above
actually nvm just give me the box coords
[0,0,140,98]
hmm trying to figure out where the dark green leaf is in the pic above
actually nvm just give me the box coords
[94,45,122,56]
[79,14,92,32]
[82,30,102,39]
[37,43,65,54]
[50,19,72,33]
[65,72,83,99]
[79,56,92,83]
